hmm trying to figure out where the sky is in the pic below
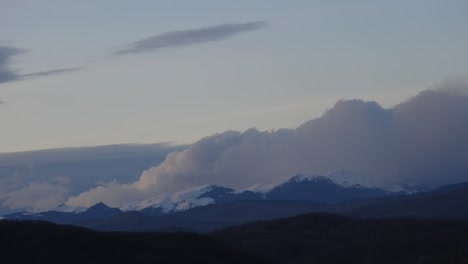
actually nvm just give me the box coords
[1,0,467,153]
[1,1,468,213]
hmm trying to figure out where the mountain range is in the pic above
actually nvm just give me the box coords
[102,171,416,214]
[3,173,467,232]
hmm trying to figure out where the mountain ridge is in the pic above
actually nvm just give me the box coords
[6,175,467,233]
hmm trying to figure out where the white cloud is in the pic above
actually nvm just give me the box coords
[2,182,69,212]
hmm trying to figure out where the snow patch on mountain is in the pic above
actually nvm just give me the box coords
[121,184,219,212]
[239,174,336,194]
[325,171,422,193]
[235,182,274,194]
[241,171,416,194]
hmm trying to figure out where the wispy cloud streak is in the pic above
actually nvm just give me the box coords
[115,21,267,55]
[0,45,81,85]
[21,67,82,79]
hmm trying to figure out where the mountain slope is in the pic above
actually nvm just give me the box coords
[3,202,122,224]
[264,174,392,203]
[346,182,468,219]
[77,200,330,232]
[213,212,468,264]
[120,173,399,215]
[121,184,261,215]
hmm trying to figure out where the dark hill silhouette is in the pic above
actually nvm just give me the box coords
[3,212,468,264]
[0,220,274,264]
[76,200,330,232]
[213,212,468,264]
[345,182,468,219]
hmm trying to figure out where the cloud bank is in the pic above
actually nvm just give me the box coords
[0,144,186,213]
[115,21,267,55]
[67,87,468,207]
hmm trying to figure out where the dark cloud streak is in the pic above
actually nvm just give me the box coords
[115,21,267,55]
[0,46,25,84]
[20,67,83,79]
[0,45,81,85]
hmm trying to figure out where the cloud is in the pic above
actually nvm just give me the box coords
[0,143,186,166]
[21,67,83,79]
[66,181,143,208]
[0,171,70,213]
[0,46,25,83]
[0,143,187,213]
[0,45,81,85]
[66,86,468,207]
[2,182,69,212]
[115,21,267,55]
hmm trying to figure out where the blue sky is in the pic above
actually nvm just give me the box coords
[1,0,467,152]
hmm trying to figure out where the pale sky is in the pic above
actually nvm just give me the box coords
[1,0,467,153]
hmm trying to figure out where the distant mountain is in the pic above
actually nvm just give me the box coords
[120,172,404,215]
[4,181,468,232]
[346,182,468,219]
[121,184,262,215]
[0,172,420,230]
[78,200,330,232]
[3,202,122,225]
[264,174,393,203]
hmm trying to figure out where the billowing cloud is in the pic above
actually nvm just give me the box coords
[115,21,267,55]
[0,45,81,85]
[67,86,468,208]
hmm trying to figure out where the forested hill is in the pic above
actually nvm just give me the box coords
[0,220,274,264]
[213,213,468,264]
[4,213,468,264]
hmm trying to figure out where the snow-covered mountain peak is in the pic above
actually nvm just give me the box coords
[236,182,273,194]
[121,194,174,213]
[119,171,420,214]
[172,184,221,199]
[324,170,422,193]
[241,174,338,194]
[120,184,230,213]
